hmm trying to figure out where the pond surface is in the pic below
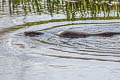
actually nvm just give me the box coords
[0,0,120,80]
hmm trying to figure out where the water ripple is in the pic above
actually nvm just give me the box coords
[1,20,120,63]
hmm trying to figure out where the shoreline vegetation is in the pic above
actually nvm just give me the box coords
[0,0,120,20]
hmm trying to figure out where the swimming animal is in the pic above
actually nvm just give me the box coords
[56,31,120,38]
[24,31,120,38]
[24,31,44,37]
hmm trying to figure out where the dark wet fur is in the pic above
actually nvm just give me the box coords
[24,31,44,37]
[56,31,120,38]
[59,31,89,38]
[92,32,120,37]
[24,31,120,38]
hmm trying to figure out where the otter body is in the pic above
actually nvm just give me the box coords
[56,31,120,38]
[24,31,120,38]
[24,31,44,37]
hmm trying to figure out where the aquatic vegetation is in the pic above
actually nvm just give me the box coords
[0,0,120,20]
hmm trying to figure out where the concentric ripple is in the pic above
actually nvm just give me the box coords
[4,20,120,62]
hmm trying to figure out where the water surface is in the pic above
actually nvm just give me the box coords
[0,0,120,80]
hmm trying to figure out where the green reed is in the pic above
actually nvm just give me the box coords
[0,0,120,20]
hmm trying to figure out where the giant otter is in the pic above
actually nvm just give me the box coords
[56,31,120,38]
[24,31,44,37]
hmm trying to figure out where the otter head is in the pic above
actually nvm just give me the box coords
[24,31,44,37]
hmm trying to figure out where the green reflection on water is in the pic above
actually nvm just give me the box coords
[1,16,120,35]
[0,0,120,20]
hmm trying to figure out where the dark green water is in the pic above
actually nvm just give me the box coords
[0,0,120,80]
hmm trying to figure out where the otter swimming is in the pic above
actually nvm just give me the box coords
[24,31,120,38]
[56,31,120,38]
[24,31,44,37]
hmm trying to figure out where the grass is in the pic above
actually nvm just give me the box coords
[0,0,120,20]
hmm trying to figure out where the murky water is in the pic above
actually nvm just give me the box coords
[1,0,120,80]
[0,15,120,80]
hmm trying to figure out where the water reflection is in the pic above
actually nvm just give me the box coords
[2,20,119,63]
[0,0,120,19]
[0,0,120,80]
